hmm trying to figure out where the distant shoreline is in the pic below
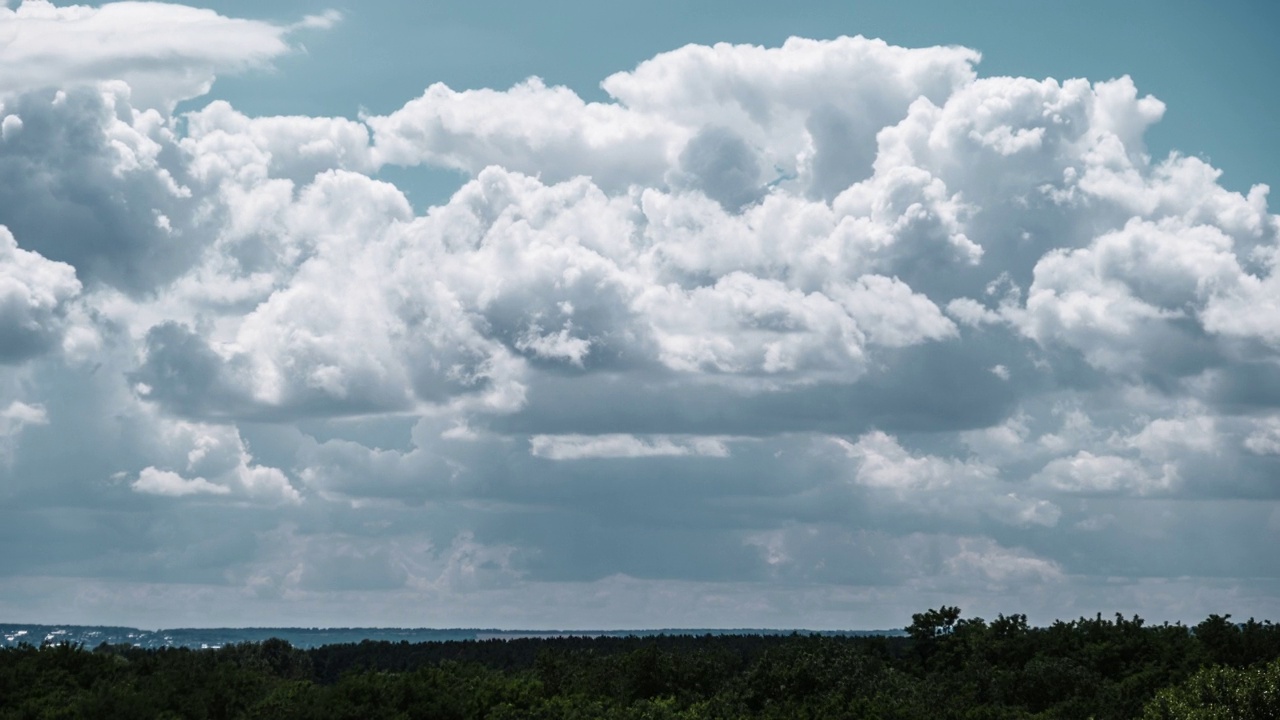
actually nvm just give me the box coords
[1,623,903,649]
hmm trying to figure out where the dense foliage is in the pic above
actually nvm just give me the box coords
[3,609,1280,719]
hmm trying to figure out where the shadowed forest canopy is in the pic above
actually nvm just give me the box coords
[2,608,1280,719]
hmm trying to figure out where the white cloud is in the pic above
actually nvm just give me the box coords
[0,0,325,111]
[183,101,375,184]
[515,323,593,366]
[529,434,731,460]
[290,10,341,32]
[605,36,977,201]
[1012,219,1257,374]
[1202,266,1280,345]
[961,412,1031,463]
[838,431,995,491]
[368,78,676,193]
[0,225,80,363]
[1244,417,1280,456]
[990,493,1061,528]
[129,420,300,504]
[833,430,1059,528]
[638,272,868,375]
[1033,451,1177,495]
[943,537,1063,586]
[0,114,21,139]
[0,400,46,426]
[132,466,230,497]
[0,399,48,461]
[369,36,981,199]
[829,274,957,347]
[1121,414,1218,461]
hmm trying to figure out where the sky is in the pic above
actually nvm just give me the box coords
[0,0,1278,631]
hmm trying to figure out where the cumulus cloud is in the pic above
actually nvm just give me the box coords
[183,100,376,183]
[943,537,1063,587]
[839,431,995,492]
[1033,451,1177,495]
[146,420,301,503]
[0,400,46,426]
[368,36,979,200]
[0,86,204,293]
[0,0,331,111]
[368,78,674,193]
[132,467,230,497]
[832,431,1060,528]
[2,14,1279,626]
[0,225,80,362]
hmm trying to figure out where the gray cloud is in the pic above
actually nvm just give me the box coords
[674,126,763,211]
[0,226,79,363]
[0,88,202,293]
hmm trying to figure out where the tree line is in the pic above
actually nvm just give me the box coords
[2,608,1279,718]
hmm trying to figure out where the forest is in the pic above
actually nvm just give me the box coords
[2,608,1279,719]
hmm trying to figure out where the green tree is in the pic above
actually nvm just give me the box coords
[1143,657,1280,719]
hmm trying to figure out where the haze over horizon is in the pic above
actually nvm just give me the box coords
[1,0,1278,631]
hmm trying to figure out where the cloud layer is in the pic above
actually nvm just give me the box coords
[1,3,1278,628]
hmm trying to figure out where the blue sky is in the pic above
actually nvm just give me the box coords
[1,0,1279,629]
